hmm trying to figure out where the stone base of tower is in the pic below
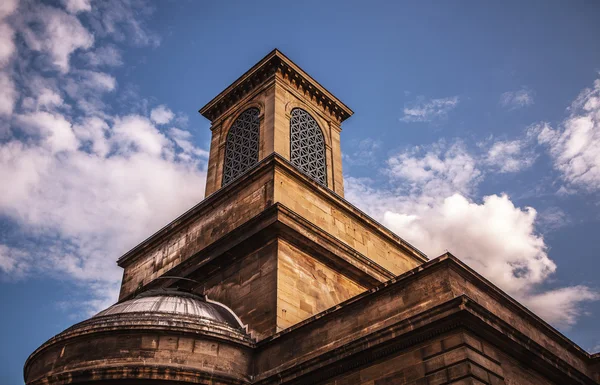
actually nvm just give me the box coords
[193,236,366,340]
[116,154,427,340]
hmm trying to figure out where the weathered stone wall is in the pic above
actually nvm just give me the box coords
[447,265,590,375]
[119,167,275,300]
[254,266,456,377]
[201,240,279,340]
[273,166,423,276]
[26,327,252,385]
[253,257,594,385]
[277,238,365,331]
[500,352,556,385]
[321,331,506,385]
[197,237,365,340]
[590,357,600,383]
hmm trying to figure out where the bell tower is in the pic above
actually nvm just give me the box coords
[201,49,350,197]
[115,49,427,340]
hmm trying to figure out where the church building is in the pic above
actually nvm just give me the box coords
[25,49,600,385]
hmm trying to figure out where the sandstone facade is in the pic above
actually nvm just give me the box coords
[25,49,600,385]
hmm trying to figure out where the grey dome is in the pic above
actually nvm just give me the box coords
[94,288,243,329]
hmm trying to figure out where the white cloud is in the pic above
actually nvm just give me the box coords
[387,141,480,197]
[343,138,382,166]
[500,88,534,109]
[1,111,208,307]
[484,139,536,173]
[0,244,31,277]
[89,0,160,47]
[383,194,553,293]
[532,78,600,192]
[84,45,123,67]
[0,22,16,68]
[16,111,79,153]
[537,207,570,232]
[78,70,117,91]
[0,0,206,314]
[525,286,599,329]
[170,127,210,159]
[38,88,64,109]
[62,0,92,14]
[345,141,597,329]
[73,116,110,157]
[112,114,170,156]
[18,75,64,113]
[0,0,19,19]
[150,104,174,125]
[20,4,94,72]
[401,96,459,123]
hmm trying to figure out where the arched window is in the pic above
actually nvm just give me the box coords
[222,108,260,185]
[290,108,327,186]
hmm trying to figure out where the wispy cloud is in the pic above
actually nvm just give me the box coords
[343,138,382,167]
[83,44,123,67]
[537,207,571,232]
[531,77,600,192]
[483,139,537,173]
[400,96,459,123]
[500,87,534,109]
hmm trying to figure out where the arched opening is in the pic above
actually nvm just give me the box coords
[222,108,260,185]
[290,108,327,186]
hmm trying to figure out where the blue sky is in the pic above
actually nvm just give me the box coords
[1,0,600,383]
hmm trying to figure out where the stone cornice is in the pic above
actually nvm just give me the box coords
[199,49,353,123]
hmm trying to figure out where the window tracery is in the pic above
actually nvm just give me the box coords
[290,108,327,186]
[222,108,260,185]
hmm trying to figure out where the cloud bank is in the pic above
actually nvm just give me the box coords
[0,0,207,314]
[345,135,598,329]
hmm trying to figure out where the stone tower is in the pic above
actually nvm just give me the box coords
[25,49,600,385]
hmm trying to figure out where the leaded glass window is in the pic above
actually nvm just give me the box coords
[222,108,260,185]
[290,108,327,186]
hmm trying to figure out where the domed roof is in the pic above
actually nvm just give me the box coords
[94,288,243,329]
